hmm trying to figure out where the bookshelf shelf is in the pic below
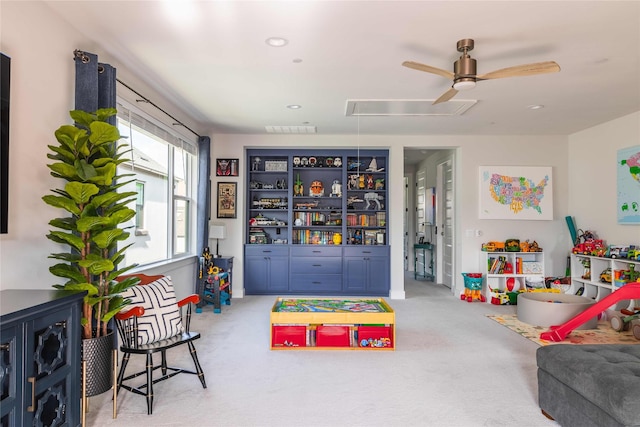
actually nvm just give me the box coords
[481,251,545,299]
[244,149,389,296]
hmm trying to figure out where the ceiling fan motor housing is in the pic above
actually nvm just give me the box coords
[454,38,477,88]
[454,56,477,88]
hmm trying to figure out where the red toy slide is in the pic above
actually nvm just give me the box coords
[540,283,640,342]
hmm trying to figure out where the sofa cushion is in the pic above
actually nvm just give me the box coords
[120,276,184,345]
[537,344,640,426]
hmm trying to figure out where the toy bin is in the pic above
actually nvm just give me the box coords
[316,325,351,347]
[272,325,307,348]
[357,326,393,348]
[461,273,486,302]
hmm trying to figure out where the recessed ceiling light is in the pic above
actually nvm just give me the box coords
[528,104,545,110]
[286,104,302,109]
[293,58,303,63]
[266,37,288,47]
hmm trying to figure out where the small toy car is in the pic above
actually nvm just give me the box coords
[610,310,640,340]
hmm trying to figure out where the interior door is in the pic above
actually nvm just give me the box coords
[415,169,426,243]
[437,159,454,289]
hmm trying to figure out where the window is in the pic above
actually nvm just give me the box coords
[116,101,198,266]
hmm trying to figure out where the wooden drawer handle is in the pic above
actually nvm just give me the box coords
[27,377,36,412]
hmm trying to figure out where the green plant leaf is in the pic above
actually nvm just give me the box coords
[76,216,112,232]
[106,260,138,282]
[94,108,117,122]
[63,282,99,297]
[92,157,114,167]
[55,125,85,151]
[65,182,99,205]
[87,163,116,186]
[48,162,78,180]
[74,159,97,181]
[48,217,77,230]
[109,207,136,225]
[89,191,137,209]
[49,263,88,283]
[42,195,81,215]
[78,255,114,275]
[100,299,129,323]
[47,231,85,252]
[89,121,120,146]
[49,252,82,262]
[69,110,96,128]
[47,145,75,162]
[91,228,125,249]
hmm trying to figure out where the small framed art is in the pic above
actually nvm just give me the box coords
[217,182,237,218]
[216,158,239,176]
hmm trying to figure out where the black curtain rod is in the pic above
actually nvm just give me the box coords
[115,78,201,139]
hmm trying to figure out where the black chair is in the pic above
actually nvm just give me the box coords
[114,274,206,415]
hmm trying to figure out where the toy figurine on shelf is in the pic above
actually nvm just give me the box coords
[366,157,384,172]
[294,173,304,196]
[366,174,374,189]
[331,179,342,197]
[309,180,324,197]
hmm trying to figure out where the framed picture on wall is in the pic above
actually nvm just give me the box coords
[478,166,553,220]
[217,182,237,218]
[216,158,239,177]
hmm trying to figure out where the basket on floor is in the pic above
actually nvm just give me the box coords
[461,273,486,303]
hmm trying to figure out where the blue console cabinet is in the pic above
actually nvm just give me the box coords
[0,290,84,427]
[244,149,390,296]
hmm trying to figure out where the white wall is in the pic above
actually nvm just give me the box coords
[568,111,640,245]
[210,134,570,298]
[1,2,636,301]
[0,2,200,294]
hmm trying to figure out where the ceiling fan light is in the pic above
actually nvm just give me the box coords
[453,80,476,91]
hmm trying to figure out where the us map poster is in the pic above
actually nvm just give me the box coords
[479,166,553,220]
[617,145,640,224]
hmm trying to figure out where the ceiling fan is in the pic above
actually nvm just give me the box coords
[402,38,560,104]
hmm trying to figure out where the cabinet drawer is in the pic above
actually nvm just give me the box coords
[245,245,289,257]
[343,246,389,258]
[292,246,342,257]
[290,274,342,292]
[291,257,342,274]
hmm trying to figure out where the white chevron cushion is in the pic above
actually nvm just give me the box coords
[121,276,184,345]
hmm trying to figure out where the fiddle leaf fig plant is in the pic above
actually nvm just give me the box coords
[43,108,140,339]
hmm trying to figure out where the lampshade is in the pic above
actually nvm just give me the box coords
[209,224,227,240]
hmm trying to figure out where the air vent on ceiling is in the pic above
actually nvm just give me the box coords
[265,125,317,134]
[345,99,477,116]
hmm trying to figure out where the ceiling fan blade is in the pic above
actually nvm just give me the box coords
[476,61,560,80]
[402,61,455,79]
[433,87,458,105]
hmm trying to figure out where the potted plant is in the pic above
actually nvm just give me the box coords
[42,108,140,395]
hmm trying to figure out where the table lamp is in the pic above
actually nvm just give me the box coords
[209,224,227,258]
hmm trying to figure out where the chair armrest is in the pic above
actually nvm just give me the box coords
[115,306,145,320]
[178,294,200,307]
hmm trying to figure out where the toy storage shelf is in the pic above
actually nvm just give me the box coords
[481,251,545,300]
[270,298,395,350]
[569,254,640,303]
[245,149,389,296]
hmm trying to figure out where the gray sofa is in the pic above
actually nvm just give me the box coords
[536,344,640,426]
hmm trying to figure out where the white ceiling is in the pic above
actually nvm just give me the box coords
[44,1,640,138]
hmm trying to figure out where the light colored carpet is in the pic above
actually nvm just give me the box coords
[86,273,559,427]
[487,314,640,346]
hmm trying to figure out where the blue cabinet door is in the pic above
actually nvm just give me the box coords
[245,246,289,294]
